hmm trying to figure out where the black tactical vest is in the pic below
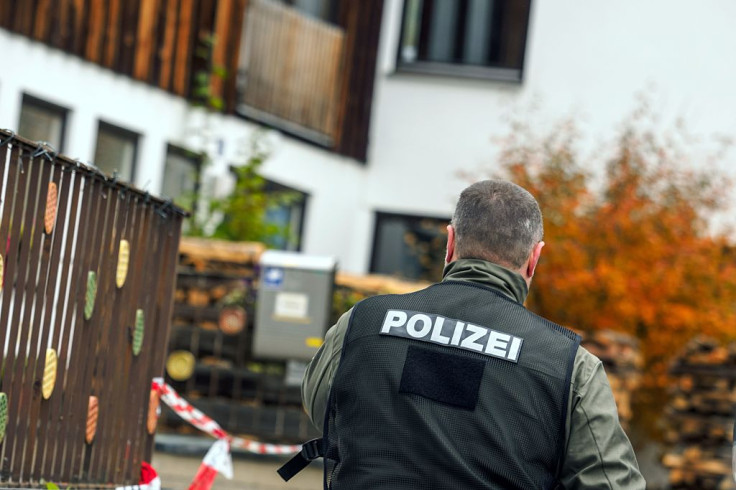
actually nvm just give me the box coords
[322,280,581,490]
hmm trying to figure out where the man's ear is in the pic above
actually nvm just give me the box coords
[526,241,545,278]
[445,225,456,264]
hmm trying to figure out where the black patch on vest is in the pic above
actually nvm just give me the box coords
[399,345,484,410]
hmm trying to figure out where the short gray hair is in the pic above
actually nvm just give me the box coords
[451,180,543,269]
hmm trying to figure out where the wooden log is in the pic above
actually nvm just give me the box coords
[210,0,233,99]
[85,0,106,62]
[172,0,194,96]
[134,0,160,80]
[179,237,265,268]
[335,271,429,295]
[187,289,211,307]
[157,0,179,89]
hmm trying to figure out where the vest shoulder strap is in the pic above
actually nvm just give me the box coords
[277,438,325,482]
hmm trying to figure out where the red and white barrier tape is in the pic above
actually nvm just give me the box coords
[153,379,229,440]
[151,378,302,455]
[115,461,161,490]
[230,436,301,455]
[190,439,233,489]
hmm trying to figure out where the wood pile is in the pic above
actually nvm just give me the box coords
[335,271,430,295]
[178,237,265,274]
[169,238,431,443]
[579,329,643,428]
[164,238,319,442]
[663,337,736,490]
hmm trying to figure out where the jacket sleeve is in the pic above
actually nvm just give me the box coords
[301,308,352,432]
[559,349,646,489]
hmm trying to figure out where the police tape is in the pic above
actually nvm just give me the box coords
[151,378,302,455]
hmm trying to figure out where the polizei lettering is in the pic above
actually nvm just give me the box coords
[380,309,523,363]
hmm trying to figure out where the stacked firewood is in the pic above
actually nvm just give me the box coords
[178,236,266,274]
[579,329,643,429]
[663,337,736,489]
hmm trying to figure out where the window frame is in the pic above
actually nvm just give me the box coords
[161,143,204,214]
[395,0,533,83]
[94,120,140,183]
[281,0,340,24]
[263,179,309,252]
[18,93,69,152]
[369,210,451,281]
[226,166,310,251]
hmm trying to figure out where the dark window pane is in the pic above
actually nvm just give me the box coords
[371,212,449,282]
[464,0,493,65]
[426,0,460,63]
[281,0,338,23]
[227,167,309,251]
[398,0,531,78]
[94,122,138,182]
[162,146,200,211]
[18,95,68,151]
[263,180,308,251]
[400,0,424,62]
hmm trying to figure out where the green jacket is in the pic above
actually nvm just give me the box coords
[302,259,646,489]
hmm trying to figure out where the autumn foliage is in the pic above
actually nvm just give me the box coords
[495,114,736,394]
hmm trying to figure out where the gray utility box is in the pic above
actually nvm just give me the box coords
[253,250,337,361]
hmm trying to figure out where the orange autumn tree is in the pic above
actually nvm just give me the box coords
[493,114,736,397]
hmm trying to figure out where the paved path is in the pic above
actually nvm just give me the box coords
[152,451,322,490]
[152,435,322,489]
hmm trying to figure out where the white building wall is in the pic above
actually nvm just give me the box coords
[0,33,191,192]
[357,0,736,271]
[0,29,367,272]
[1,1,735,274]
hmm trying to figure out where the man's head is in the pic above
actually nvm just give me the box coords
[446,180,544,284]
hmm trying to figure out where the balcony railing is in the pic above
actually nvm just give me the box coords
[237,0,346,146]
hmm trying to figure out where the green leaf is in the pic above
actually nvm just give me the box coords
[209,96,224,111]
[212,66,228,78]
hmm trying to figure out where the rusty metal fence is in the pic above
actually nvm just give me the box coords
[0,130,185,488]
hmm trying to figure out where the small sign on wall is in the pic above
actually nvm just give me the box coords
[274,292,309,322]
[262,266,284,289]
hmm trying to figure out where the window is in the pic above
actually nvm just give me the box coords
[225,166,309,251]
[161,145,202,212]
[263,180,308,251]
[370,212,449,282]
[397,0,532,82]
[93,122,139,182]
[279,0,338,23]
[17,94,68,151]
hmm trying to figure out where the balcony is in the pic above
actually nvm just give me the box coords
[237,0,345,147]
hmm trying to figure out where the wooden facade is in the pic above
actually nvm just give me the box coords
[0,0,383,162]
[0,130,184,487]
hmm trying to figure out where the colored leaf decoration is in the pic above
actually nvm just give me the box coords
[132,309,144,356]
[116,239,130,288]
[42,348,58,399]
[84,271,97,320]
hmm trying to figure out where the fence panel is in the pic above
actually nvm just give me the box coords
[0,130,185,488]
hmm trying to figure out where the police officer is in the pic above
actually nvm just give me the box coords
[288,180,645,489]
